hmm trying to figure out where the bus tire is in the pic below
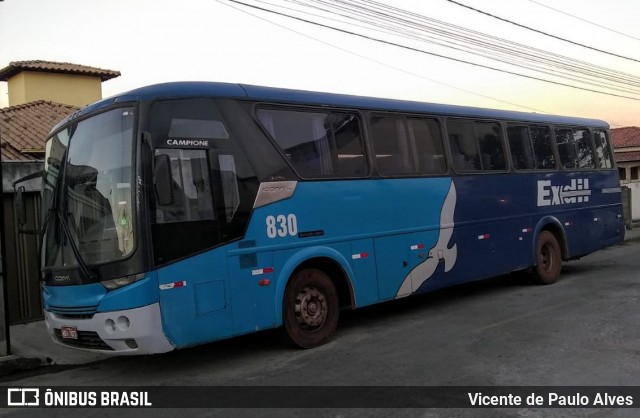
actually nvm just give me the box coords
[280,268,339,349]
[532,231,562,285]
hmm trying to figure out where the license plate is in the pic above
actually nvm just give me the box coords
[61,326,78,340]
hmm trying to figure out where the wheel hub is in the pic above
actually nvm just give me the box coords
[294,286,327,328]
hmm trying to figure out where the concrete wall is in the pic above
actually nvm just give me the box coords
[8,71,102,108]
[618,164,640,221]
[623,181,640,221]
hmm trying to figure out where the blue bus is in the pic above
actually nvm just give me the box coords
[37,82,623,353]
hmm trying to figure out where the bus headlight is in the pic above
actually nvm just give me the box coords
[102,273,146,290]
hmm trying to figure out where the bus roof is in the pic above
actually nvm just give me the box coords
[56,81,609,131]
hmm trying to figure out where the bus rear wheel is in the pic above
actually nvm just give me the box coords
[281,268,339,348]
[532,231,562,285]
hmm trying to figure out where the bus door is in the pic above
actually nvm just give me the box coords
[153,147,235,347]
[207,149,274,335]
[150,98,262,346]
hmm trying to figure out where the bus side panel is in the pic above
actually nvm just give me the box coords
[349,239,379,307]
[413,174,533,292]
[412,170,622,293]
[548,171,624,258]
[228,252,277,335]
[374,235,410,300]
[157,248,233,348]
[245,178,453,309]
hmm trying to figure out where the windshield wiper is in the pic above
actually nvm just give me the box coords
[56,209,97,280]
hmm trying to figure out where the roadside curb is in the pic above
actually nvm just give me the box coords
[0,355,48,376]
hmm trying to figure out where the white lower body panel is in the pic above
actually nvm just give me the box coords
[44,303,174,355]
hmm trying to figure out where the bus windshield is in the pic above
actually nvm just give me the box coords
[42,107,136,270]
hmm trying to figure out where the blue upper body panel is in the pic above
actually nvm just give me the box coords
[50,81,609,133]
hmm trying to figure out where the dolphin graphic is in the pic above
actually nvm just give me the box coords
[396,181,458,298]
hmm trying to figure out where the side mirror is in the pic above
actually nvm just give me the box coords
[15,186,27,226]
[154,154,174,206]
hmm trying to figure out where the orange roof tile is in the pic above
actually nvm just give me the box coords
[611,126,640,149]
[0,101,78,161]
[0,60,120,82]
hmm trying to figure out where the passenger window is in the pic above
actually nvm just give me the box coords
[371,116,414,174]
[447,120,481,171]
[555,128,595,169]
[574,129,595,168]
[155,149,215,224]
[408,118,446,174]
[447,119,505,172]
[255,109,367,178]
[530,126,556,169]
[555,128,576,169]
[507,125,535,170]
[594,130,613,169]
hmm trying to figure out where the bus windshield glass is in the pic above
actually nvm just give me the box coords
[42,107,136,269]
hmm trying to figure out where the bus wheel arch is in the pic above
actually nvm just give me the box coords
[278,256,355,348]
[293,257,355,310]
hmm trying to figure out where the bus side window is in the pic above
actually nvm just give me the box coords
[507,125,535,170]
[530,126,556,169]
[256,108,367,179]
[371,116,414,175]
[447,119,481,172]
[555,128,595,169]
[476,122,506,171]
[574,129,595,168]
[555,128,576,169]
[447,119,505,172]
[594,130,613,169]
[408,117,446,174]
[332,114,368,177]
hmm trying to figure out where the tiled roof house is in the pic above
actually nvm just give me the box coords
[611,126,640,183]
[0,60,120,325]
[0,60,119,162]
[0,60,120,82]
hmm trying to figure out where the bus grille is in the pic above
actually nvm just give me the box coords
[48,305,98,318]
[53,329,114,351]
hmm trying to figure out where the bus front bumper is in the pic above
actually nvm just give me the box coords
[44,302,174,355]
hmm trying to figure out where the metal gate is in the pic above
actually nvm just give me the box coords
[3,192,43,324]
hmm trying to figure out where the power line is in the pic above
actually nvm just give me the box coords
[288,0,640,94]
[526,0,640,42]
[259,0,640,96]
[224,0,640,101]
[444,0,640,63]
[216,0,550,112]
[353,0,640,85]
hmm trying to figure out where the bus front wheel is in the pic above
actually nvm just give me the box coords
[281,268,339,348]
[532,231,562,285]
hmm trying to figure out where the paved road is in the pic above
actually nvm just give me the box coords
[3,241,640,417]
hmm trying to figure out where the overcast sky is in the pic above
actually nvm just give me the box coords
[1,0,639,127]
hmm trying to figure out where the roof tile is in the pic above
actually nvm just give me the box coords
[0,60,120,82]
[0,101,79,161]
[611,126,640,148]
